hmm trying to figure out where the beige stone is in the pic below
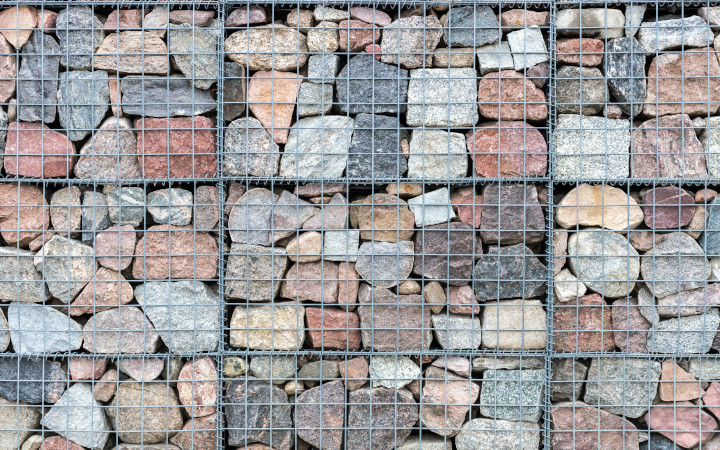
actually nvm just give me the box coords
[686,206,707,239]
[94,32,168,74]
[398,280,421,295]
[229,303,305,350]
[307,21,339,53]
[554,268,587,303]
[286,231,322,262]
[659,360,704,402]
[225,25,309,71]
[432,47,476,68]
[0,6,37,49]
[482,299,547,350]
[556,184,644,231]
[424,281,446,314]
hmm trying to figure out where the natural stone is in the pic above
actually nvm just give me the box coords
[467,121,547,177]
[421,366,480,437]
[307,21,339,53]
[0,398,39,449]
[249,357,296,384]
[554,294,616,352]
[168,10,214,26]
[444,6,499,47]
[473,356,544,371]
[350,7,390,26]
[432,47,475,68]
[479,183,545,245]
[347,387,417,449]
[94,31,168,74]
[57,70,110,141]
[555,267,585,302]
[194,185,218,231]
[225,25,308,71]
[42,384,110,449]
[356,194,415,242]
[118,358,164,381]
[556,65,607,115]
[228,188,277,245]
[455,418,541,450]
[108,383,183,444]
[479,369,544,422]
[556,184,644,230]
[625,5,646,37]
[75,117,141,180]
[381,16,443,69]
[121,76,214,117]
[286,7,313,29]
[406,129,467,178]
[247,70,301,144]
[281,261,339,303]
[475,42,514,75]
[298,360,339,380]
[314,6,348,22]
[5,123,76,178]
[304,192,349,230]
[223,62,246,121]
[338,19,380,51]
[612,298,651,352]
[93,225,136,272]
[81,192,110,244]
[336,54,408,114]
[641,232,709,298]
[0,6,36,49]
[271,191,318,242]
[406,68,478,127]
[552,359,589,402]
[355,241,414,288]
[347,113,408,178]
[645,401,718,448]
[323,230,360,262]
[132,224,217,280]
[0,247,46,303]
[286,232,322,263]
[105,186,144,226]
[0,358,66,404]
[556,8,625,38]
[92,369,117,402]
[147,188,193,226]
[71,267,133,316]
[605,37,646,116]
[478,70,547,121]
[56,7,103,70]
[295,381,345,450]
[647,309,720,354]
[369,355,420,390]
[337,262,360,310]
[34,235,95,303]
[432,313,481,350]
[0,184,48,247]
[104,9,143,29]
[500,9,549,29]
[339,357,368,391]
[82,306,161,353]
[659,360,704,401]
[297,82,333,118]
[556,38,604,66]
[177,358,217,417]
[642,187,695,228]
[407,188,456,227]
[230,303,305,350]
[474,243,547,301]
[16,31,59,123]
[637,16,713,53]
[169,413,219,450]
[482,299,547,350]
[168,24,218,90]
[507,26,548,70]
[226,379,293,449]
[224,117,279,177]
[551,401,639,449]
[584,358,661,418]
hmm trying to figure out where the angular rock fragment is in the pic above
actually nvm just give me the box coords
[336,54,408,114]
[229,303,305,350]
[226,378,293,449]
[474,244,547,301]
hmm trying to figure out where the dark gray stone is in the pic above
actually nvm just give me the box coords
[444,6,500,47]
[223,117,280,177]
[249,356,296,384]
[347,113,409,179]
[223,62,246,121]
[702,197,720,254]
[226,378,293,450]
[0,358,66,405]
[57,70,110,141]
[336,55,408,115]
[605,37,646,117]
[17,31,60,123]
[121,76,216,117]
[347,387,417,450]
[106,186,145,226]
[640,434,679,450]
[413,222,474,286]
[551,359,588,402]
[295,381,345,450]
[556,65,607,115]
[56,7,104,70]
[167,24,218,90]
[81,191,111,245]
[298,360,340,380]
[474,243,547,301]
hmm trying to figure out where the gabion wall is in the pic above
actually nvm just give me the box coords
[0,1,719,449]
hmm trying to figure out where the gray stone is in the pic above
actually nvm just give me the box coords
[41,384,110,449]
[474,244,547,301]
[223,117,280,177]
[323,230,360,262]
[369,355,420,389]
[688,357,720,379]
[303,192,348,230]
[556,65,607,115]
[700,6,720,28]
[479,369,544,422]
[413,222,474,286]
[0,358,66,405]
[226,243,288,301]
[554,114,631,180]
[455,418,541,450]
[552,359,589,402]
[298,360,339,380]
[0,398,40,449]
[637,16,713,53]
[407,188,455,226]
[556,8,625,39]
[56,7,103,70]
[226,379,293,449]
[75,117,142,180]
[507,26,549,70]
[108,383,183,445]
[347,387,417,450]
[568,230,640,298]
[355,241,414,288]
[336,54,408,115]
[17,31,60,123]
[34,235,96,303]
[121,76,215,117]
[407,129,468,179]
[420,366,480,437]
[641,232,710,299]
[134,280,220,353]
[107,186,145,226]
[476,41,514,75]
[444,6,500,47]
[249,357,297,384]
[347,113,408,179]
[295,381,345,450]
[647,309,720,354]
[640,435,676,450]
[272,190,318,242]
[81,191,111,244]
[49,187,82,236]
[297,82,333,118]
[432,313,481,349]
[406,68,478,127]
[223,62,246,121]
[625,5,647,37]
[307,54,340,84]
[605,37,646,117]
[703,197,720,254]
[278,116,355,178]
[0,247,47,303]
[584,357,661,418]
[57,70,110,141]
[637,286,661,325]
[8,303,82,354]
[228,188,277,245]
[702,117,720,177]
[146,188,193,226]
[380,16,443,69]
[167,24,218,90]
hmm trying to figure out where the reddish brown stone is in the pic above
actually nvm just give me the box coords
[551,401,639,450]
[42,436,83,450]
[339,19,380,51]
[108,77,122,117]
[5,122,77,178]
[350,7,391,26]
[118,358,164,381]
[248,70,302,145]
[499,9,549,29]
[280,261,339,303]
[645,401,717,448]
[0,183,49,247]
[632,115,707,178]
[168,10,214,26]
[556,38,604,66]
[447,285,479,315]
[69,357,107,380]
[697,188,718,204]
[178,357,218,418]
[466,121,547,177]
[170,413,219,450]
[659,360,704,402]
[36,9,57,34]
[644,48,720,117]
[477,70,547,121]
[305,306,362,350]
[611,298,650,353]
[337,262,359,311]
[357,194,415,242]
[226,6,267,26]
[450,187,482,228]
[132,225,218,280]
[554,294,616,352]
[136,116,217,178]
[95,225,137,271]
[104,9,143,29]
[71,267,133,316]
[93,368,118,402]
[364,43,382,60]
[642,187,696,229]
[0,5,37,49]
[0,34,16,103]
[421,366,480,437]
[295,380,345,450]
[703,382,720,420]
[339,356,368,390]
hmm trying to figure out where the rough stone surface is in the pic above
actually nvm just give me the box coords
[271,191,318,241]
[336,55,408,114]
[177,358,217,417]
[57,70,110,141]
[358,284,432,351]
[633,114,707,178]
[0,247,46,303]
[556,184,643,230]
[413,222,473,286]
[556,8,626,39]
[0,184,48,248]
[641,232,709,298]
[584,358,661,418]
[556,65,607,115]
[552,359,589,402]
[121,76,215,117]
[281,261,339,303]
[296,82,333,118]
[0,398,39,449]
[0,5,36,49]
[169,413,218,450]
[168,24,218,90]
[507,26,548,70]
[420,366,480,437]
[117,358,163,382]
[225,25,308,71]
[370,355,420,389]
[134,281,220,353]
[381,16,443,69]
[226,379,293,449]
[444,6,500,47]
[223,62,246,121]
[94,225,136,271]
[347,387,417,450]
[75,117,141,180]
[605,37,646,116]
[34,235,95,303]
[478,70,547,121]
[56,7,103,70]
[455,418,540,450]
[295,381,345,450]
[467,121,547,177]
[5,122,76,178]
[249,357,296,384]
[108,383,183,445]
[407,129,467,179]
[482,299,547,350]
[278,116,354,178]
[645,401,718,448]
[642,187,695,229]
[703,197,720,254]
[355,241,413,288]
[612,298,651,352]
[406,68,478,127]
[551,401,639,449]
[82,306,161,354]
[647,309,720,354]
[625,5,646,37]
[568,230,640,298]
[637,16,713,53]
[228,188,277,245]
[356,194,414,242]
[41,384,110,449]
[94,31,168,74]
[81,192,110,244]
[323,230,360,262]
[659,360,704,402]
[230,303,305,350]
[347,113,408,178]
[480,184,545,245]
[407,188,456,227]
[432,47,475,68]
[500,8,549,29]
[106,186,144,226]
[338,19,380,51]
[474,243,546,301]
[307,21,339,53]
[556,38,604,66]
[0,358,66,404]
[554,294,616,352]
[339,357,368,391]
[71,267,133,316]
[475,42,514,75]
[479,369,544,422]
[286,232,321,263]
[194,185,219,231]
[432,313,481,350]
[16,31,59,123]
[147,188,193,226]
[247,70,302,145]
[555,114,631,179]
